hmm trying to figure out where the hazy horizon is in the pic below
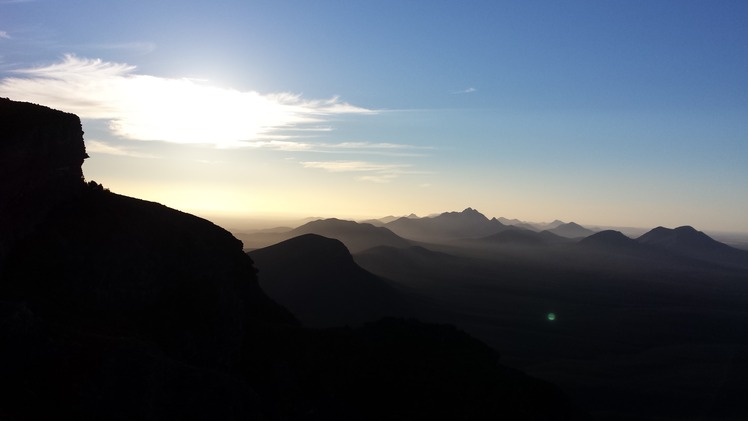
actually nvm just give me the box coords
[2,1,746,232]
[199,209,748,243]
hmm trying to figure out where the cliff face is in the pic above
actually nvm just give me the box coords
[0,97,87,265]
[0,99,298,418]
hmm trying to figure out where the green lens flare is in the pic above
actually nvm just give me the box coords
[547,312,556,321]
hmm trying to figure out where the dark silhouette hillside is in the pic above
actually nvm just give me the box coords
[578,230,640,251]
[0,98,579,420]
[638,226,748,269]
[355,222,748,420]
[250,234,408,327]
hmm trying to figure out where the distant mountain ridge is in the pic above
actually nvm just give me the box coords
[576,227,748,269]
[546,222,596,239]
[637,226,748,269]
[385,207,517,241]
[290,218,412,252]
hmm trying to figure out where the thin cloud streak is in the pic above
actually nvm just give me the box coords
[301,160,430,183]
[0,31,10,39]
[452,87,477,94]
[240,140,431,156]
[301,161,410,172]
[0,55,374,147]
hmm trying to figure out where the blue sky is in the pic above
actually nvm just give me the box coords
[2,0,747,232]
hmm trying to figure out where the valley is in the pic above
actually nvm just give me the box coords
[244,209,748,420]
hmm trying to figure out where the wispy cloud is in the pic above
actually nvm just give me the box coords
[241,140,430,156]
[0,31,9,39]
[301,160,427,183]
[301,161,408,172]
[452,87,476,94]
[0,55,374,147]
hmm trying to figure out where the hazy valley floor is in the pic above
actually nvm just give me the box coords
[245,217,748,421]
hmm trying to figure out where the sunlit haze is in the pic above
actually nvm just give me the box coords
[2,1,746,232]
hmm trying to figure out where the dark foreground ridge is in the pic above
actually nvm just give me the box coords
[0,98,579,420]
[250,233,409,328]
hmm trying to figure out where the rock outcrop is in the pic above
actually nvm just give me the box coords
[0,97,87,266]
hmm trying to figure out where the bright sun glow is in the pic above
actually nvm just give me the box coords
[0,55,372,148]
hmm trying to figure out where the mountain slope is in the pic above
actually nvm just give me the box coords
[3,187,297,365]
[637,226,748,268]
[250,234,407,327]
[579,230,640,250]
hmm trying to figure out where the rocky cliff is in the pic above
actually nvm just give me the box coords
[0,97,87,266]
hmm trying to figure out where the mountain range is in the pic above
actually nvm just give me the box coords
[245,208,748,420]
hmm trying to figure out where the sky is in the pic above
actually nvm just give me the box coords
[1,0,747,232]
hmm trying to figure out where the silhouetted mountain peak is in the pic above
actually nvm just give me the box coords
[440,207,489,221]
[638,225,721,250]
[256,233,356,268]
[580,230,639,249]
[250,234,404,327]
[546,221,596,239]
[636,225,748,268]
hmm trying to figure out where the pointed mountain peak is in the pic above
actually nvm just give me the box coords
[436,207,489,221]
[461,207,487,217]
[546,221,595,238]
